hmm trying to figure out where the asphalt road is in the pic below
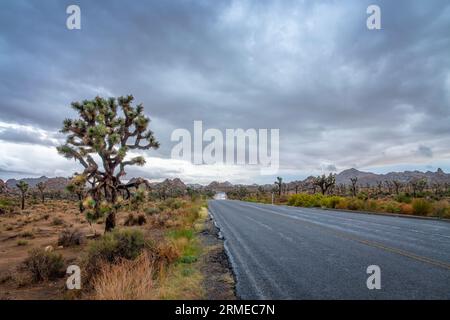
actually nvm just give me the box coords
[208,200,450,299]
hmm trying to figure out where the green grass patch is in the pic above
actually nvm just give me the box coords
[168,228,194,240]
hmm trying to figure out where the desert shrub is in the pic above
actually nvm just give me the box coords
[365,200,379,212]
[152,212,171,228]
[432,200,450,218]
[310,194,324,207]
[23,248,64,282]
[42,214,50,220]
[52,217,64,226]
[157,203,167,212]
[287,193,323,207]
[84,229,147,279]
[92,251,155,300]
[145,207,160,216]
[287,194,298,206]
[0,198,16,213]
[185,206,202,225]
[346,198,365,210]
[58,228,85,247]
[357,192,368,201]
[395,193,412,204]
[412,198,432,216]
[124,213,147,226]
[90,228,146,261]
[129,190,147,210]
[335,198,349,210]
[20,231,34,238]
[154,241,181,268]
[320,196,344,209]
[164,198,185,210]
[400,203,414,215]
[384,201,401,214]
[17,240,28,246]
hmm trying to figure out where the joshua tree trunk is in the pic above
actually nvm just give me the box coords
[21,193,25,210]
[77,193,84,213]
[105,212,116,232]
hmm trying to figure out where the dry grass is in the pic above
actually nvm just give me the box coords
[92,251,156,300]
[158,263,204,299]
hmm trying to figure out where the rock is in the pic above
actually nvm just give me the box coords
[44,245,53,252]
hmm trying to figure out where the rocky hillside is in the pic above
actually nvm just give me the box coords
[6,176,70,191]
[336,168,450,186]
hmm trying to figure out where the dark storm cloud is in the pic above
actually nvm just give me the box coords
[0,0,449,181]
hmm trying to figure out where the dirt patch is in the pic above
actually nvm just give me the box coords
[199,214,236,300]
[0,200,103,300]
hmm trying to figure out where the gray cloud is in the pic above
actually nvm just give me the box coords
[416,145,433,158]
[0,126,60,146]
[1,0,450,182]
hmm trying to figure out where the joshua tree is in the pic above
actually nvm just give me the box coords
[57,95,159,232]
[66,174,86,213]
[36,182,47,203]
[350,177,358,197]
[275,177,283,197]
[314,173,336,195]
[431,182,442,197]
[294,182,301,194]
[0,179,7,194]
[376,181,383,195]
[16,181,29,210]
[337,183,346,196]
[410,178,427,198]
[237,186,248,200]
[186,187,200,201]
[393,180,402,195]
[384,180,393,194]
[283,183,289,195]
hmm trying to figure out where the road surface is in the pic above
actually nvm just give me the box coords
[208,200,450,299]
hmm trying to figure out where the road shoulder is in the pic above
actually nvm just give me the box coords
[198,210,236,300]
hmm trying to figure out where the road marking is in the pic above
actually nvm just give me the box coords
[236,201,450,271]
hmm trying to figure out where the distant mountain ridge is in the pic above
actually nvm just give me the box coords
[3,168,449,192]
[6,176,70,190]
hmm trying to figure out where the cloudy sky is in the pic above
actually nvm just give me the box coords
[1,0,450,184]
